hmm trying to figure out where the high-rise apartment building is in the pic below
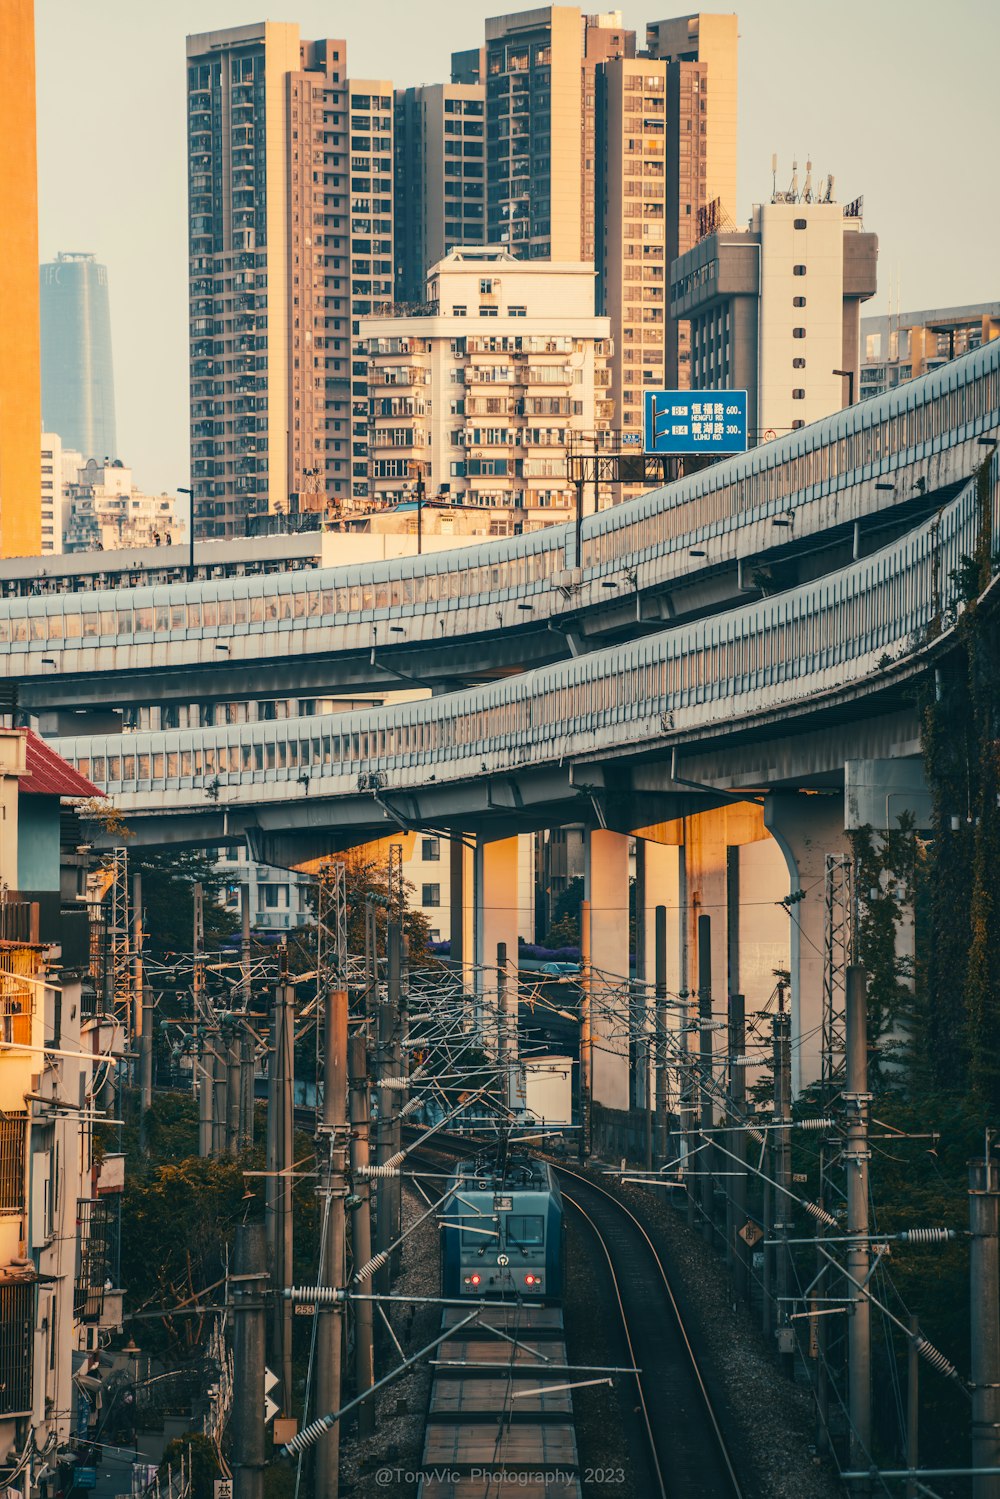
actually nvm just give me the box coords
[0,0,42,558]
[394,84,487,305]
[186,24,394,536]
[595,57,670,440]
[478,7,737,424]
[484,8,635,263]
[670,194,878,441]
[644,12,739,388]
[360,247,613,528]
[40,253,118,463]
[187,23,302,537]
[286,42,395,511]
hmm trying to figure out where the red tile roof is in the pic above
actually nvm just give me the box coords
[20,729,103,799]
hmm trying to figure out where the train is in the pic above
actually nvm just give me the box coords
[419,1149,580,1499]
[439,1151,565,1302]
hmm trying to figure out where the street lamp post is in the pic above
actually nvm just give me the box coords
[833,368,855,407]
[177,487,194,581]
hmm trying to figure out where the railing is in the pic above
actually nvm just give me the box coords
[0,1280,34,1416]
[0,1114,27,1215]
[3,338,998,667]
[0,948,36,1047]
[52,461,997,809]
[75,1197,120,1321]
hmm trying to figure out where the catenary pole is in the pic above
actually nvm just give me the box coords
[348,1031,375,1439]
[846,965,872,1487]
[232,1221,267,1499]
[969,1154,1000,1498]
[315,986,348,1499]
[697,914,714,1245]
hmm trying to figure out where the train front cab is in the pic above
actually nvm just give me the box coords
[441,1161,564,1302]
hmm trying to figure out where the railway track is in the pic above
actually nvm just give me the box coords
[396,1133,744,1496]
[553,1164,744,1499]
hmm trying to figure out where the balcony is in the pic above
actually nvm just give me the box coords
[0,1115,26,1215]
[75,1197,121,1323]
[0,946,36,1047]
[0,1280,33,1416]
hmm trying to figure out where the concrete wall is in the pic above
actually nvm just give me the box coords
[16,796,61,894]
[0,0,42,558]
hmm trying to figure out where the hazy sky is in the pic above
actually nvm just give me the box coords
[34,0,1000,494]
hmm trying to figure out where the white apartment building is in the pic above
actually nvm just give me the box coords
[671,193,878,442]
[359,247,613,529]
[63,459,188,553]
[39,435,83,556]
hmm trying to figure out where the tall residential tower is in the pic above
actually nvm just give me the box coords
[186,24,398,535]
[40,253,118,462]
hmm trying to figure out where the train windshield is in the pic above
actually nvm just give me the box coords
[505,1214,544,1248]
[457,1201,499,1250]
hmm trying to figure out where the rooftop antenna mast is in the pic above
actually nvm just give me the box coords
[771,152,778,201]
[789,159,799,202]
[803,158,813,202]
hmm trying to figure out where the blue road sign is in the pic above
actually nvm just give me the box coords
[643,390,748,455]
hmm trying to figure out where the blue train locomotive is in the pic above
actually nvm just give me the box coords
[440,1151,564,1301]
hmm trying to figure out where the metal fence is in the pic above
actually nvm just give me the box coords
[0,1113,27,1215]
[0,1280,34,1416]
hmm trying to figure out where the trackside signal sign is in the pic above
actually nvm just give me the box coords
[643,390,748,455]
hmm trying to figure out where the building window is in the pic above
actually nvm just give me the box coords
[793,264,807,276]
[452,305,467,316]
[480,278,493,294]
[792,327,806,339]
[792,389,806,399]
[422,837,441,861]
[794,218,807,230]
[793,296,806,307]
[792,419,805,429]
[479,306,498,317]
[792,357,806,369]
[422,883,441,908]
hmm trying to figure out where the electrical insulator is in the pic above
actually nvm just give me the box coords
[282,1413,333,1458]
[916,1337,959,1380]
[899,1227,954,1245]
[795,1117,836,1131]
[353,1248,390,1285]
[285,1285,341,1305]
[802,1199,838,1228]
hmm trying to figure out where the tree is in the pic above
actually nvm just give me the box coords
[313,849,436,959]
[159,1433,221,1499]
[132,848,238,958]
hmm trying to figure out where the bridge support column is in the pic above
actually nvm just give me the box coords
[585,829,631,1113]
[473,834,520,1057]
[449,836,474,1009]
[764,792,850,1094]
[636,838,684,1118]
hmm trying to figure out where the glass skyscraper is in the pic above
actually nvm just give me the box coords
[40,251,117,462]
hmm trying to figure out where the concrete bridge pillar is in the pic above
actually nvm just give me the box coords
[585,828,631,1112]
[473,834,520,1056]
[763,792,850,1094]
[449,836,474,999]
[635,837,684,1113]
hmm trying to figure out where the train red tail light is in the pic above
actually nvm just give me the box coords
[525,1274,538,1286]
[470,1274,481,1286]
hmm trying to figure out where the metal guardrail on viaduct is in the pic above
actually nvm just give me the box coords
[50,451,999,855]
[6,338,1000,710]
